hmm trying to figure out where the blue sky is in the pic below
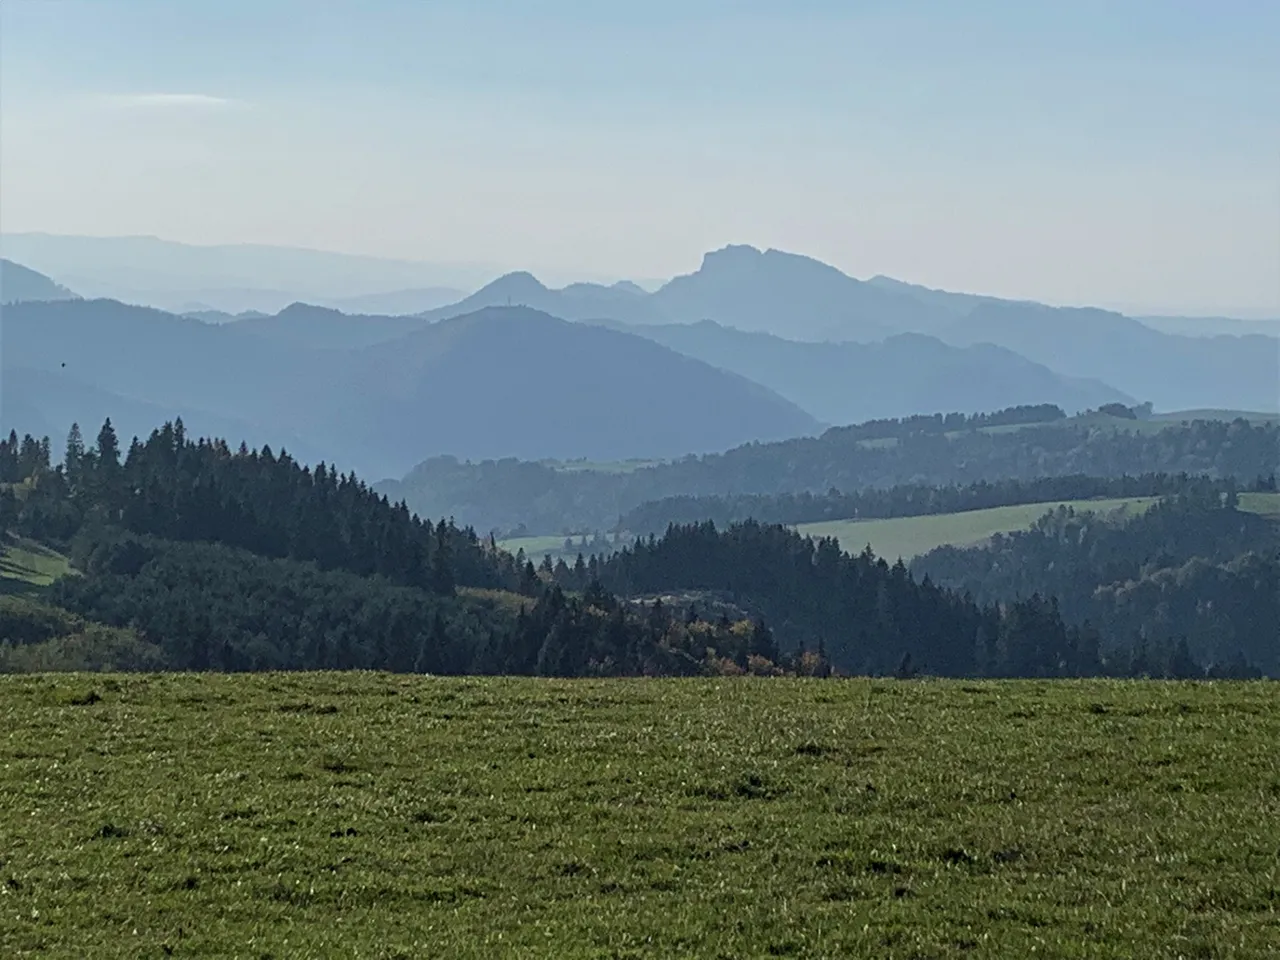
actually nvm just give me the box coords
[2,0,1277,312]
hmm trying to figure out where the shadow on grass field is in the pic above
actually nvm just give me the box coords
[1,674,1276,957]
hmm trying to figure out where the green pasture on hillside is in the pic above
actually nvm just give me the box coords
[1240,491,1280,517]
[0,537,72,593]
[1,674,1277,958]
[797,497,1157,562]
[799,492,1280,561]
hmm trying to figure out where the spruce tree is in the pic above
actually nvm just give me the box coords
[64,423,85,489]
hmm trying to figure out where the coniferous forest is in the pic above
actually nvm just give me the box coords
[383,413,1280,535]
[1,418,1277,678]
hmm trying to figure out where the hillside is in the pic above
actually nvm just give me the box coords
[419,271,669,326]
[226,302,430,350]
[421,245,948,341]
[411,244,1279,414]
[1,298,340,457]
[649,245,942,341]
[0,258,79,304]
[598,319,1130,423]
[381,411,1280,535]
[5,416,1274,678]
[1,299,818,476]
[910,493,1280,673]
[222,305,1135,426]
[942,301,1280,413]
[337,306,820,463]
[0,364,329,467]
[797,497,1162,561]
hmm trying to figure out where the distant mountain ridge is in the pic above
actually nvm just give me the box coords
[0,259,79,304]
[222,300,1136,424]
[941,301,1280,413]
[335,306,819,465]
[590,318,1131,424]
[415,244,1279,414]
[1,299,818,477]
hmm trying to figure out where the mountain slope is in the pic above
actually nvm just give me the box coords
[0,259,79,304]
[2,299,329,427]
[943,302,1280,412]
[340,306,820,464]
[1,299,818,476]
[0,366,328,466]
[595,319,1131,423]
[419,273,668,326]
[226,303,430,350]
[650,245,944,341]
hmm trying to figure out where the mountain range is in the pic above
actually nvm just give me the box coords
[0,233,495,315]
[1,299,817,477]
[589,320,1130,425]
[416,245,944,341]
[225,300,1134,425]
[2,246,1275,483]
[416,245,1277,413]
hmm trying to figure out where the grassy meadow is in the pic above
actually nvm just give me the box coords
[0,537,72,594]
[1,674,1277,958]
[796,497,1157,562]
[798,492,1280,561]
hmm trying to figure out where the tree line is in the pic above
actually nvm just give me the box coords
[619,472,1259,534]
[3,419,1276,679]
[911,489,1279,675]
[383,413,1280,536]
[5,420,517,594]
[0,421,804,676]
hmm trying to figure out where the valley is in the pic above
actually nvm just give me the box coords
[4,9,1277,956]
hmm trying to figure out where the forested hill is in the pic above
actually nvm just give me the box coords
[381,410,1280,536]
[911,491,1280,675]
[0,421,789,676]
[572,495,1278,677]
[1,420,514,592]
[6,418,1273,679]
[619,473,1257,535]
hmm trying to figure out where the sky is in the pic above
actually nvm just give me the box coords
[1,0,1277,315]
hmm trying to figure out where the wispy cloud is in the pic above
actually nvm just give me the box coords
[99,93,241,110]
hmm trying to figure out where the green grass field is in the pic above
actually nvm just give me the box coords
[798,493,1280,561]
[797,497,1157,561]
[1241,491,1280,517]
[502,492,1280,565]
[1,675,1276,958]
[0,537,73,593]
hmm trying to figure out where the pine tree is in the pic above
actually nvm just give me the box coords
[96,419,121,471]
[429,522,455,595]
[64,423,85,490]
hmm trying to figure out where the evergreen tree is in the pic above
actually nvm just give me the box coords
[64,424,85,490]
[96,419,121,471]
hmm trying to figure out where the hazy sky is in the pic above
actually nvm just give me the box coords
[2,0,1277,313]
